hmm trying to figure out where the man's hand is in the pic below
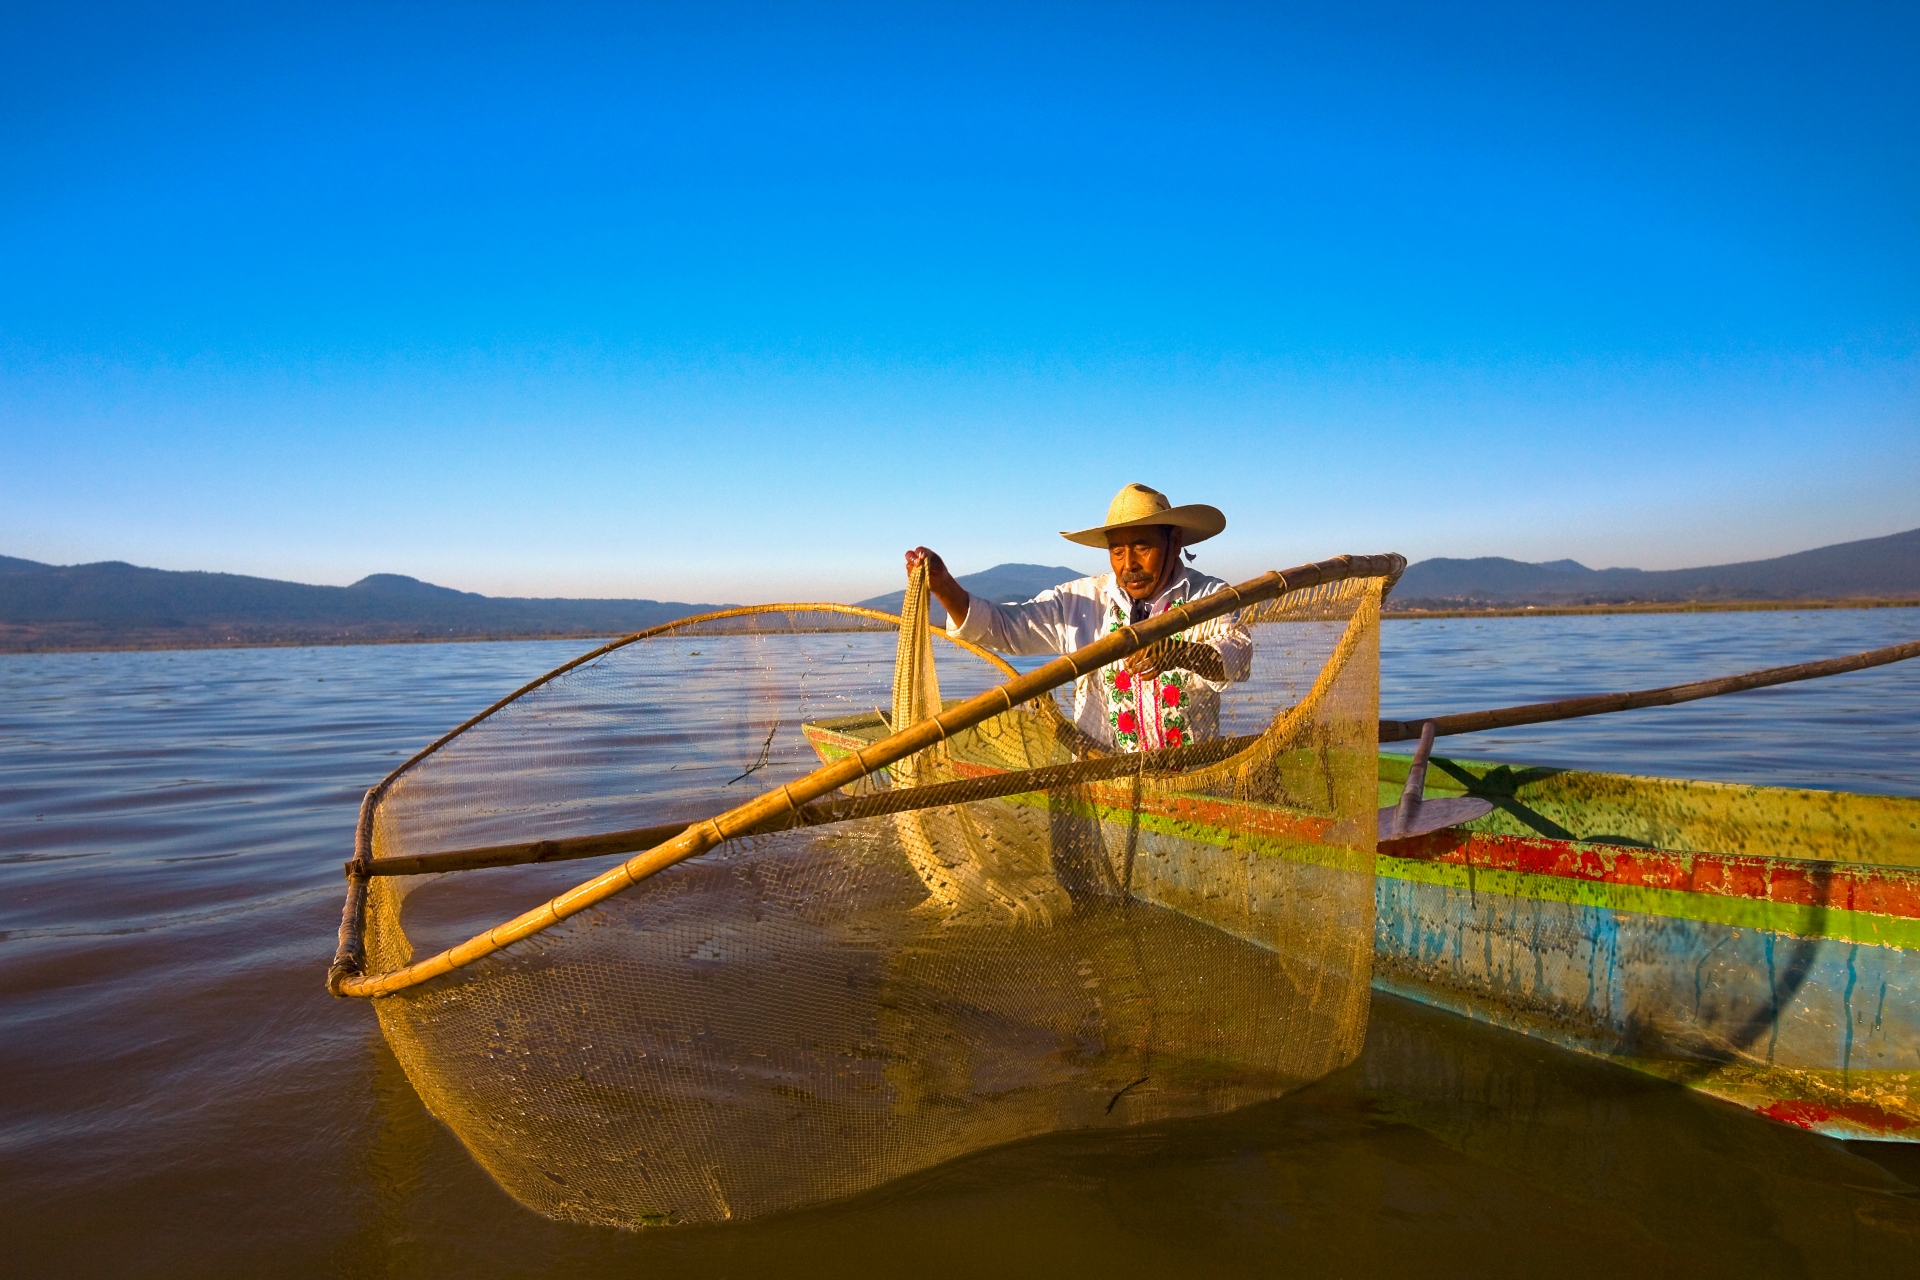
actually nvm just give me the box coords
[1125,639,1225,682]
[904,547,971,625]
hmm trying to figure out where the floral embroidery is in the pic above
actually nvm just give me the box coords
[1101,596,1194,752]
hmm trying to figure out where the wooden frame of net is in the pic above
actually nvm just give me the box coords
[328,553,1407,998]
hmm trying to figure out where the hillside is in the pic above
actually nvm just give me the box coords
[1393,527,1920,609]
[0,557,724,651]
[9,524,1912,653]
[855,563,1085,626]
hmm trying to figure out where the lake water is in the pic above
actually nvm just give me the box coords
[1379,607,1920,795]
[4,607,1919,1277]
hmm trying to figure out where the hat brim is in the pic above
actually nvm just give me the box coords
[1060,503,1226,549]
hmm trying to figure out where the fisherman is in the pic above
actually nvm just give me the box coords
[906,483,1252,753]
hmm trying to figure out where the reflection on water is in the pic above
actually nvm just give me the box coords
[2,613,1917,1276]
[335,994,1920,1278]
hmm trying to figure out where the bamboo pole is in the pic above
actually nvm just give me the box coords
[325,602,1019,986]
[358,820,700,877]
[1378,637,1920,742]
[330,552,1405,996]
[343,602,1014,864]
[356,736,1261,878]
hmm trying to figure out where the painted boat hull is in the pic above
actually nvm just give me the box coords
[1373,754,1920,1140]
[801,712,1920,1141]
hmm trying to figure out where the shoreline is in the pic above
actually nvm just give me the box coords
[2,597,1916,655]
[0,630,626,656]
[1384,597,1920,620]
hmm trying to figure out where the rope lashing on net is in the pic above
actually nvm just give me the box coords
[328,552,1408,997]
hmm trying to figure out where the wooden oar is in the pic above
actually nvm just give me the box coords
[1378,721,1495,842]
[362,637,1919,877]
[1378,638,1920,743]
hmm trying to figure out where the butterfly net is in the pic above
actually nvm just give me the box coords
[343,562,1388,1227]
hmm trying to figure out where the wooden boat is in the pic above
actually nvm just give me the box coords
[802,711,1920,1142]
[1372,754,1920,1140]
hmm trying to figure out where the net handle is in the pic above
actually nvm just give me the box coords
[330,552,1406,996]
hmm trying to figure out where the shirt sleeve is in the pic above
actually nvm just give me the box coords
[948,584,1079,656]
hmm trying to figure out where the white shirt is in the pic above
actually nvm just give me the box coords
[949,564,1252,751]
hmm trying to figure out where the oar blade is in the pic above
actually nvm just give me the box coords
[1377,795,1494,842]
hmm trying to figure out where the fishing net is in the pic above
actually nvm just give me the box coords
[341,559,1391,1227]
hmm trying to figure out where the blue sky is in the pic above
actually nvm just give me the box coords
[2,1,1915,602]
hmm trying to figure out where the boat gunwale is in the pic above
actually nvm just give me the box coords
[799,714,1920,945]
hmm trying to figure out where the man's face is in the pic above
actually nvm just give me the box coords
[1108,526,1174,601]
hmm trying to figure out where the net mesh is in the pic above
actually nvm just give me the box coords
[360,573,1383,1226]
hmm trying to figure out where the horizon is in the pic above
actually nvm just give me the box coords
[7,519,1915,604]
[3,3,1916,603]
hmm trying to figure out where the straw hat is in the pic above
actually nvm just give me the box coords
[1060,483,1227,549]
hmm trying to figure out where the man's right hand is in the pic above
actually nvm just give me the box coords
[904,547,971,626]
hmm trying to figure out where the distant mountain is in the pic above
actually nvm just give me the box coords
[0,558,727,652]
[1394,527,1920,608]
[15,524,1911,652]
[856,562,1086,625]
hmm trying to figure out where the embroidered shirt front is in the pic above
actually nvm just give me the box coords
[947,565,1253,751]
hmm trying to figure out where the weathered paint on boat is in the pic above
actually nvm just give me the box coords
[1372,754,1920,1141]
[800,711,1920,1141]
